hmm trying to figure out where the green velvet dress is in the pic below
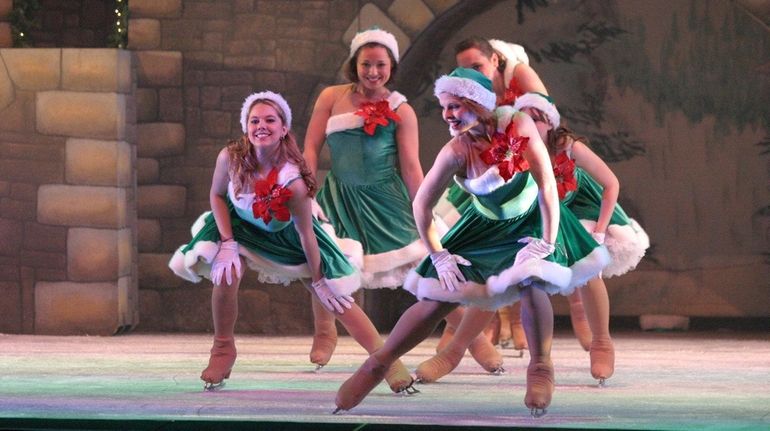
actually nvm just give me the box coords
[317,91,426,288]
[169,163,360,295]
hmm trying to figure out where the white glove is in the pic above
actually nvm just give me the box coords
[312,278,354,314]
[430,249,471,292]
[514,237,556,266]
[311,198,329,222]
[210,240,242,286]
[591,231,606,245]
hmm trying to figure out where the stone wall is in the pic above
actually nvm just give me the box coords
[0,48,137,334]
[24,0,116,48]
[0,0,11,47]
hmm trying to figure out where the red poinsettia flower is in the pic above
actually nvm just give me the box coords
[499,77,524,106]
[553,151,577,200]
[354,100,401,135]
[479,121,530,181]
[252,168,293,223]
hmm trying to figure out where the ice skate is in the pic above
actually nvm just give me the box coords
[309,320,337,371]
[569,293,592,351]
[385,359,419,394]
[334,355,389,413]
[201,336,236,391]
[589,336,614,386]
[415,344,464,383]
[468,334,504,374]
[524,359,554,418]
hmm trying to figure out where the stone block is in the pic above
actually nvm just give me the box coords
[136,88,158,122]
[38,185,127,228]
[0,158,62,183]
[639,314,690,331]
[0,45,12,110]
[138,252,184,289]
[158,88,183,122]
[136,122,185,157]
[342,4,411,57]
[0,0,11,18]
[423,0,459,14]
[34,281,120,335]
[201,110,232,137]
[388,0,434,35]
[129,0,182,18]
[36,91,127,140]
[137,218,161,252]
[68,228,132,281]
[0,281,21,333]
[137,157,159,184]
[0,23,10,48]
[0,196,36,220]
[0,49,61,90]
[127,19,161,50]
[24,222,67,253]
[137,185,186,218]
[62,49,132,93]
[0,218,22,255]
[135,51,182,86]
[0,141,63,162]
[276,40,316,72]
[66,139,132,186]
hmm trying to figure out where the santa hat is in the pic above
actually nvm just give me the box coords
[240,91,292,133]
[512,92,561,129]
[349,27,399,63]
[488,39,530,87]
[433,67,496,111]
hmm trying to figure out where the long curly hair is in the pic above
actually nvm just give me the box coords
[546,124,589,156]
[228,99,317,197]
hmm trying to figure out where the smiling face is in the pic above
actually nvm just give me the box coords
[355,45,392,91]
[438,93,479,137]
[456,47,505,96]
[246,102,287,148]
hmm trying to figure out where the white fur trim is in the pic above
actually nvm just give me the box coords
[190,211,210,237]
[319,222,365,271]
[403,256,571,311]
[240,91,292,133]
[488,40,529,88]
[513,93,560,129]
[580,219,650,278]
[361,239,427,288]
[461,165,507,195]
[168,240,219,283]
[564,245,611,293]
[495,105,516,132]
[350,28,399,62]
[434,75,496,111]
[325,91,407,135]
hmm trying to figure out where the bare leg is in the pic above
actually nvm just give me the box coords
[415,307,501,383]
[520,286,554,417]
[568,291,592,351]
[436,307,464,352]
[483,311,501,345]
[201,264,242,390]
[580,277,614,383]
[498,307,513,347]
[509,302,528,352]
[335,300,457,412]
[309,295,337,368]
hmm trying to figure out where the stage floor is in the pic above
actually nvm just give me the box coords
[1,330,768,430]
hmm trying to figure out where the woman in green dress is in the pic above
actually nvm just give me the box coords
[302,28,431,370]
[168,91,413,393]
[334,68,609,417]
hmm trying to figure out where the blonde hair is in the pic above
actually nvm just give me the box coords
[228,99,317,197]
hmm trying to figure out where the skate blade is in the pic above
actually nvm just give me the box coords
[313,364,325,373]
[203,381,226,392]
[597,378,607,387]
[332,407,345,415]
[530,407,548,418]
[397,385,420,396]
[490,367,505,376]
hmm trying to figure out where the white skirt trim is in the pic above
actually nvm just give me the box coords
[579,219,649,278]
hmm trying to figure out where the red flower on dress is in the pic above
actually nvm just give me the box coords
[553,151,577,200]
[499,77,524,106]
[479,121,530,181]
[252,168,293,223]
[354,100,401,135]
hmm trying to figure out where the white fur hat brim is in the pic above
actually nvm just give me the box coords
[240,91,292,133]
[512,92,560,129]
[350,28,399,63]
[434,76,496,111]
[488,39,530,86]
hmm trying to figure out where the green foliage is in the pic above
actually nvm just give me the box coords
[107,0,129,49]
[10,0,40,47]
